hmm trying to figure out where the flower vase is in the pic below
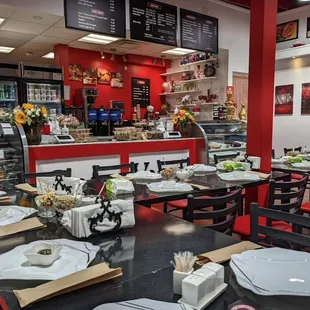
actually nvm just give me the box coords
[25,125,42,145]
[179,125,188,138]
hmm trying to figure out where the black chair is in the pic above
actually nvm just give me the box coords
[234,174,309,237]
[272,149,275,159]
[284,147,302,155]
[157,157,190,172]
[213,153,240,165]
[92,162,135,179]
[250,202,310,249]
[187,187,243,235]
[18,168,72,185]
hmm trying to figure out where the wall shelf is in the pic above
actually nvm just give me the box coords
[160,69,194,77]
[159,90,202,96]
[180,58,217,67]
[174,77,217,84]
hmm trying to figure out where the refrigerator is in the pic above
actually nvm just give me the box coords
[21,64,64,114]
[0,63,21,111]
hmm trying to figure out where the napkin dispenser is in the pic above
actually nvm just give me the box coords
[106,179,134,194]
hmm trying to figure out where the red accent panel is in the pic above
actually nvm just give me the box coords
[245,0,278,213]
[54,45,166,120]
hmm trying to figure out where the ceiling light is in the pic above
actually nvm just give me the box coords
[101,51,105,59]
[33,16,43,20]
[122,54,127,62]
[111,54,115,61]
[152,58,157,65]
[42,52,54,59]
[78,33,120,45]
[162,47,196,56]
[0,46,15,54]
[0,18,5,25]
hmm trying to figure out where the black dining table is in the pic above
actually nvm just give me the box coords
[272,162,310,175]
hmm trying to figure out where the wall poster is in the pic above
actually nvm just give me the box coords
[83,69,97,85]
[69,64,83,81]
[97,69,111,85]
[276,20,298,43]
[302,83,310,115]
[275,84,294,115]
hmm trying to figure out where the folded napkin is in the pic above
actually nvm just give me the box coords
[15,183,37,195]
[14,263,122,308]
[197,241,263,264]
[61,198,135,238]
[0,217,44,237]
[0,205,37,226]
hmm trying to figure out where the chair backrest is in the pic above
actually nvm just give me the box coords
[250,202,310,248]
[187,187,243,235]
[18,168,72,184]
[284,147,302,155]
[213,153,240,165]
[92,162,135,179]
[267,174,308,214]
[272,149,275,159]
[157,157,190,172]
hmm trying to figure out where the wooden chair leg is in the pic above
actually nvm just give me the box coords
[163,202,168,214]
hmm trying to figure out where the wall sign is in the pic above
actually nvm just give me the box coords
[276,20,298,43]
[275,84,294,115]
[180,9,218,54]
[130,0,177,46]
[132,78,150,107]
[64,0,126,37]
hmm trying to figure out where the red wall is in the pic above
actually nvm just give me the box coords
[54,45,166,120]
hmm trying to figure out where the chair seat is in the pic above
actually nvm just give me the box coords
[301,202,310,213]
[292,174,310,181]
[234,214,293,236]
[168,196,211,209]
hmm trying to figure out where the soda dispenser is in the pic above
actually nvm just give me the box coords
[109,108,122,136]
[97,107,109,136]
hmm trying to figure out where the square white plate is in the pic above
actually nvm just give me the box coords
[0,205,37,226]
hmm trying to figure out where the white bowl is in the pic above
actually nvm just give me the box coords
[176,170,193,181]
[161,181,176,189]
[24,242,63,266]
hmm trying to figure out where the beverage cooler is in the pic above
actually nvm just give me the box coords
[21,65,64,114]
[0,63,21,110]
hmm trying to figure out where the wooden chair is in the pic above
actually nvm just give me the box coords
[157,157,190,172]
[18,168,72,185]
[187,187,243,236]
[213,153,240,165]
[92,162,135,179]
[250,203,310,249]
[284,147,302,155]
[234,174,308,237]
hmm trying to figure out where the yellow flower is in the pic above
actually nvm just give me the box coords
[15,110,27,125]
[22,103,34,110]
[41,107,48,117]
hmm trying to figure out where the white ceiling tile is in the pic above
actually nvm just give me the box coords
[69,41,102,51]
[19,42,53,52]
[30,35,72,45]
[0,5,15,18]
[42,27,87,40]
[1,20,49,34]
[3,49,45,62]
[9,10,62,26]
[0,30,37,42]
[0,38,24,48]
[53,18,65,28]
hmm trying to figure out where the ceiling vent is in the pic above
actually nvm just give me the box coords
[112,39,144,49]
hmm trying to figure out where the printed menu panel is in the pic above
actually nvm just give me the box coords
[180,8,218,54]
[130,0,177,46]
[64,0,126,37]
[132,78,150,108]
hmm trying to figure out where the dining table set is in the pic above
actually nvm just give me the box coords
[1,161,310,310]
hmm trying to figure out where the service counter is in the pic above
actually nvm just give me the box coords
[28,138,205,179]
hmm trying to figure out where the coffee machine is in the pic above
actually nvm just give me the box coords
[75,88,98,128]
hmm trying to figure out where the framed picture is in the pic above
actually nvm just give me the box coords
[276,20,298,43]
[307,17,310,38]
[97,68,111,85]
[301,83,310,115]
[69,64,82,82]
[83,69,97,85]
[275,84,294,115]
[111,72,124,88]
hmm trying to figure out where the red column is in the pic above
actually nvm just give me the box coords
[245,0,278,211]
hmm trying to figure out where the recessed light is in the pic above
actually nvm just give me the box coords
[42,52,54,59]
[293,56,296,59]
[0,46,15,53]
[33,16,43,20]
[162,47,196,56]
[0,18,5,25]
[78,33,120,45]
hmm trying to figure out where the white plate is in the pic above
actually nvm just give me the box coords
[230,248,310,296]
[271,158,282,164]
[0,239,99,280]
[218,172,260,182]
[147,182,193,193]
[126,171,162,180]
[291,162,310,168]
[185,164,217,173]
[0,205,37,226]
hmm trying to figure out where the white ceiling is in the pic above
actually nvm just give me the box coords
[0,4,178,66]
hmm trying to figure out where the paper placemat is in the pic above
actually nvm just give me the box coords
[14,263,122,308]
[187,183,210,191]
[15,183,37,195]
[247,171,271,179]
[197,241,263,264]
[0,217,45,237]
[0,197,12,205]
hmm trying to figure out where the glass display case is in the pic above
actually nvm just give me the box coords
[192,121,247,164]
[0,123,27,190]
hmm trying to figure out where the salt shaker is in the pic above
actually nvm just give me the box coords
[202,262,224,288]
[182,275,206,307]
[193,268,217,294]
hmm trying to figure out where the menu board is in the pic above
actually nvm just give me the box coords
[180,9,218,54]
[132,78,150,108]
[130,0,177,46]
[64,0,126,37]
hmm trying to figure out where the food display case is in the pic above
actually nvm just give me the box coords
[192,121,247,164]
[0,123,27,190]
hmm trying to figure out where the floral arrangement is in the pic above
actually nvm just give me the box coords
[173,109,195,128]
[6,103,49,126]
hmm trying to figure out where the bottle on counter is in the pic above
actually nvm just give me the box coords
[109,108,122,136]
[97,107,110,136]
[88,107,98,136]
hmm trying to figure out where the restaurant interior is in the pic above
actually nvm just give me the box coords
[1,0,310,309]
